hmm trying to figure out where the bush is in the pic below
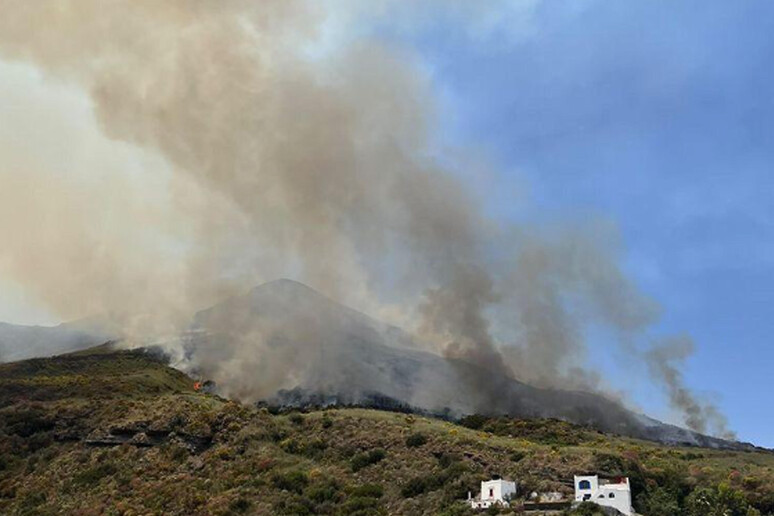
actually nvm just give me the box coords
[437,504,475,516]
[437,452,459,468]
[592,452,626,476]
[304,438,328,458]
[685,484,755,516]
[272,470,309,493]
[288,413,305,425]
[459,414,487,430]
[401,462,467,497]
[267,426,289,442]
[509,451,526,463]
[401,476,430,498]
[280,437,328,458]
[307,479,342,504]
[406,432,428,448]
[351,483,384,498]
[280,438,303,455]
[19,490,47,511]
[72,462,118,487]
[273,495,315,516]
[567,502,606,515]
[351,449,386,472]
[339,496,381,515]
[228,497,252,513]
[636,487,681,516]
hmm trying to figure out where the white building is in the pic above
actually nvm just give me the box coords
[468,479,517,510]
[574,475,633,515]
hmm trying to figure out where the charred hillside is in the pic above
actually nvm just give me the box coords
[182,280,750,451]
[0,279,753,451]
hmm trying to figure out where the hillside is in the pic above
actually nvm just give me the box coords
[1,346,773,515]
[0,279,748,450]
[187,279,747,450]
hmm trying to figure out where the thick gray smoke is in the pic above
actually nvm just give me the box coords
[0,1,732,437]
[419,264,507,376]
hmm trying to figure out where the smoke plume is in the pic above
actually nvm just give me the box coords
[0,1,732,437]
[646,336,736,440]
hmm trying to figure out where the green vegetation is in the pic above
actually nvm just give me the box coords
[0,346,773,515]
[405,432,428,448]
[350,449,386,472]
[564,502,608,515]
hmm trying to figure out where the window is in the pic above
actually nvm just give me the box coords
[579,480,591,490]
[489,489,493,498]
[609,493,615,498]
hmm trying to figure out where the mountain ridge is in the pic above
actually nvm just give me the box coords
[0,278,754,450]
[186,279,753,451]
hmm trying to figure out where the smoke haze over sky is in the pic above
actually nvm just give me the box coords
[0,1,771,446]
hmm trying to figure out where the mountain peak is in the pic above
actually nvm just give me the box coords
[249,278,325,298]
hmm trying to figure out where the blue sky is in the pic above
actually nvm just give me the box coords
[385,1,774,446]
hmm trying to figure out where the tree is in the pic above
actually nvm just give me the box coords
[637,487,681,516]
[685,484,754,516]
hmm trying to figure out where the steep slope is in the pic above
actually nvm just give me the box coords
[186,280,747,449]
[0,342,193,407]
[0,347,772,516]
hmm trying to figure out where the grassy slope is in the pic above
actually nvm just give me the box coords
[0,347,772,515]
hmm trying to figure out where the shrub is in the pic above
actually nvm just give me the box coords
[288,413,304,425]
[437,504,475,516]
[402,462,467,497]
[401,476,430,498]
[567,502,606,515]
[321,416,333,429]
[307,479,342,504]
[19,490,47,511]
[267,427,289,442]
[168,443,189,462]
[273,495,315,516]
[406,432,428,448]
[685,484,755,516]
[636,487,681,516]
[486,504,503,515]
[351,449,386,472]
[592,452,626,476]
[339,496,381,515]
[304,438,328,459]
[509,451,526,462]
[272,470,309,493]
[72,462,118,487]
[280,438,303,455]
[742,476,762,490]
[228,497,252,513]
[4,408,55,437]
[351,483,384,498]
[459,414,487,430]
[437,452,459,468]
